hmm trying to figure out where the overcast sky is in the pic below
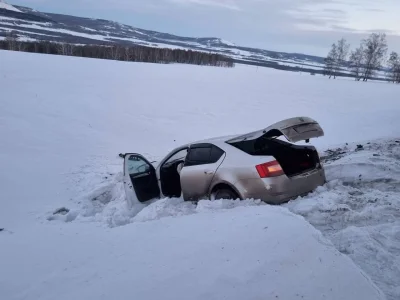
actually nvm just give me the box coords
[10,0,400,56]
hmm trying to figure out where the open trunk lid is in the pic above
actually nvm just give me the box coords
[226,117,324,144]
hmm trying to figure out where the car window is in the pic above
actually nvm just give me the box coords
[127,155,151,175]
[209,146,224,163]
[185,144,224,167]
[188,147,211,162]
[165,148,188,164]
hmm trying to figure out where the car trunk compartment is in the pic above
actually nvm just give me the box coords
[265,140,320,177]
[228,137,320,177]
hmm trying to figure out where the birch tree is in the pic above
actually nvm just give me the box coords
[349,46,364,81]
[387,52,400,83]
[361,33,388,81]
[334,38,350,77]
[324,43,338,78]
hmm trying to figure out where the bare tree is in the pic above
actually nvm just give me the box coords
[324,43,338,78]
[349,46,364,81]
[5,30,18,51]
[396,66,400,83]
[58,43,67,55]
[334,38,350,77]
[17,41,26,52]
[123,47,131,61]
[68,44,75,56]
[387,51,400,83]
[109,45,121,60]
[361,33,388,81]
[33,42,40,53]
[57,43,75,56]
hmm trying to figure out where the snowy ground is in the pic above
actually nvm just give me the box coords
[1,50,400,299]
[1,203,386,300]
[286,140,400,300]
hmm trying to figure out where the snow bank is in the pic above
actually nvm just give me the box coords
[286,140,400,300]
[1,205,385,300]
[72,176,264,226]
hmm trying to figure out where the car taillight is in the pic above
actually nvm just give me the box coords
[256,160,284,178]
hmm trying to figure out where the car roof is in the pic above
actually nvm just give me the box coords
[157,134,239,166]
[189,134,240,145]
[180,134,245,154]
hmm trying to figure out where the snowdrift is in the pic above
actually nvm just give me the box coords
[1,205,385,300]
[286,140,400,300]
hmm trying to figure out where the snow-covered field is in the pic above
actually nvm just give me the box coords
[1,50,399,300]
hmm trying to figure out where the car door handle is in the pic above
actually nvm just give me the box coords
[204,171,214,175]
[132,172,150,178]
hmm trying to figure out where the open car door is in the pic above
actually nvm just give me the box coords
[123,153,160,206]
[227,116,324,144]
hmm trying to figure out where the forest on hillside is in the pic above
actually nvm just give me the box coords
[0,31,234,67]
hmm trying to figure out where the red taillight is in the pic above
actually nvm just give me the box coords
[256,160,284,178]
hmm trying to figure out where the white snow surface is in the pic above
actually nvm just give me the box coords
[20,24,108,41]
[1,50,400,299]
[1,204,385,300]
[285,141,400,300]
[0,26,57,38]
[0,1,22,12]
[218,38,235,46]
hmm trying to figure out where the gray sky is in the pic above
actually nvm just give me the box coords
[10,0,400,56]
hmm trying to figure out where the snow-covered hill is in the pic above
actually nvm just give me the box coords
[1,50,400,299]
[0,1,326,72]
[0,0,21,12]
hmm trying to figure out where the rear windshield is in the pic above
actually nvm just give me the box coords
[228,137,291,156]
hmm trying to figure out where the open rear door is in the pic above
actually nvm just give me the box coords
[123,153,160,206]
[227,116,324,144]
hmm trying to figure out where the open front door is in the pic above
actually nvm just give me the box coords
[123,153,160,206]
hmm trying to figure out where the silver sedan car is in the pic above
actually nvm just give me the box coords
[121,116,326,206]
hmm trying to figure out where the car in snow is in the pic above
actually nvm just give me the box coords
[121,116,326,206]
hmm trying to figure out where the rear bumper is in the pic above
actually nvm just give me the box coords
[238,168,326,204]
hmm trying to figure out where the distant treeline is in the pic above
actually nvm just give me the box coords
[324,33,400,83]
[0,33,234,67]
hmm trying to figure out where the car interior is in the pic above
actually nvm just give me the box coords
[159,148,188,198]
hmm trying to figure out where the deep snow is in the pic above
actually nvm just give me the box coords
[286,140,400,300]
[1,205,386,300]
[1,50,400,299]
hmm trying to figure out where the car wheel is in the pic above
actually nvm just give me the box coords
[212,188,239,200]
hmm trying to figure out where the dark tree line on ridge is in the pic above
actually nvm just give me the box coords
[0,31,234,68]
[324,33,400,83]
